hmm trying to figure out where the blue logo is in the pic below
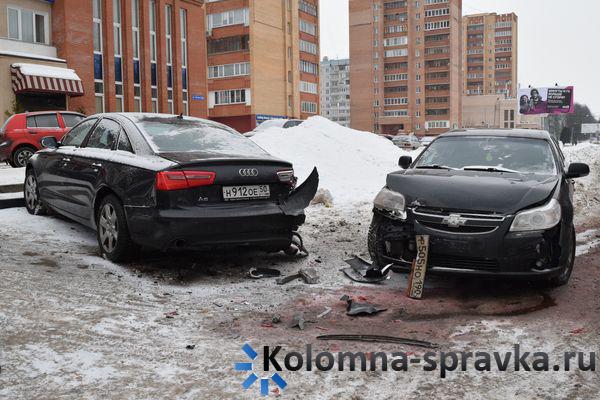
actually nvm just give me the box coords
[235,344,287,396]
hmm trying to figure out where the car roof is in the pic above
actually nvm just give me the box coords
[97,112,240,132]
[441,128,552,140]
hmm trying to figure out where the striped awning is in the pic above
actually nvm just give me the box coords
[11,63,84,97]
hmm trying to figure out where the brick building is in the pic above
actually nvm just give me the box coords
[205,0,320,132]
[52,0,208,118]
[463,12,517,98]
[349,0,463,136]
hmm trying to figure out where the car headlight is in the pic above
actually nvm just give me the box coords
[510,199,562,232]
[374,187,407,220]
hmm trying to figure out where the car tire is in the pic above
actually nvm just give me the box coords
[12,146,36,168]
[547,225,576,287]
[368,213,386,267]
[24,169,47,216]
[96,194,139,262]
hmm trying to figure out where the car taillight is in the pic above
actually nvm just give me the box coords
[277,169,297,188]
[156,170,216,191]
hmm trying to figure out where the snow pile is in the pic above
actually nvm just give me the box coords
[562,142,600,225]
[251,116,418,206]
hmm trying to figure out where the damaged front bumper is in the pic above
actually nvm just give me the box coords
[371,207,566,278]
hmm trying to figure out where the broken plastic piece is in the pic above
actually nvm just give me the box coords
[248,267,281,279]
[280,167,320,216]
[317,307,332,319]
[277,268,319,285]
[342,257,390,283]
[316,334,438,349]
[291,313,305,330]
[340,294,387,316]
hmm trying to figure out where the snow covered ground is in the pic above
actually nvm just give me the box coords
[0,165,25,187]
[0,119,599,399]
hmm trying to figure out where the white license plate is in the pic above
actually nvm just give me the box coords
[223,185,270,201]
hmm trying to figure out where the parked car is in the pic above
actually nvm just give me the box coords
[392,135,421,150]
[245,119,304,137]
[25,113,319,262]
[0,111,85,168]
[368,129,589,286]
[420,136,435,147]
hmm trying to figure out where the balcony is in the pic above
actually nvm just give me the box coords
[0,37,60,60]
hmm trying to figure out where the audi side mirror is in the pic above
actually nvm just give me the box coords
[40,136,59,149]
[565,163,589,179]
[399,156,413,169]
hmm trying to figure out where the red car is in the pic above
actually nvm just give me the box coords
[0,111,85,168]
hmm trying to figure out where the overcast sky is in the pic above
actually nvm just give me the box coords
[319,0,600,119]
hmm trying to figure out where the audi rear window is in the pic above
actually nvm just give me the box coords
[137,117,269,157]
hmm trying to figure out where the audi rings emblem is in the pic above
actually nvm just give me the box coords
[239,168,259,177]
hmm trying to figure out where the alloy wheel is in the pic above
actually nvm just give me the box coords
[24,174,38,210]
[99,203,119,253]
[16,149,34,167]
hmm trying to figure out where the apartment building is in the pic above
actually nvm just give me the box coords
[320,57,350,127]
[0,0,82,123]
[51,0,208,118]
[349,0,462,136]
[205,0,319,132]
[464,12,517,97]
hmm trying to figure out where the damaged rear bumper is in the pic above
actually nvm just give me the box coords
[127,203,305,251]
[125,168,319,251]
[372,208,566,278]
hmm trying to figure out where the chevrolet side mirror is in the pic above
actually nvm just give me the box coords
[399,156,413,169]
[565,163,589,179]
[41,136,59,149]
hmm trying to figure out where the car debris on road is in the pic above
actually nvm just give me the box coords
[340,294,387,316]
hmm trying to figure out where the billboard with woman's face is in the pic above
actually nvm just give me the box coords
[518,86,574,115]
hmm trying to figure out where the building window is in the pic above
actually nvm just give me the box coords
[132,0,142,112]
[165,5,173,114]
[207,8,249,30]
[301,101,317,114]
[113,0,124,112]
[425,120,450,129]
[424,20,450,31]
[149,0,158,112]
[7,6,49,44]
[384,73,408,82]
[300,81,318,94]
[300,39,318,55]
[207,35,250,54]
[93,0,104,113]
[299,0,317,16]
[300,60,318,74]
[384,110,408,117]
[180,8,188,115]
[208,62,251,79]
[299,19,317,36]
[214,89,247,105]
[383,36,408,47]
[384,48,408,58]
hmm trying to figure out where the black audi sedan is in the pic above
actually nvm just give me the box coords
[368,129,590,286]
[24,113,318,262]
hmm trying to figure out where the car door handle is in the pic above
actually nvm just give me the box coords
[91,162,102,168]
[62,157,71,162]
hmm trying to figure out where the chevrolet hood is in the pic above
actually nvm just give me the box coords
[386,170,559,214]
